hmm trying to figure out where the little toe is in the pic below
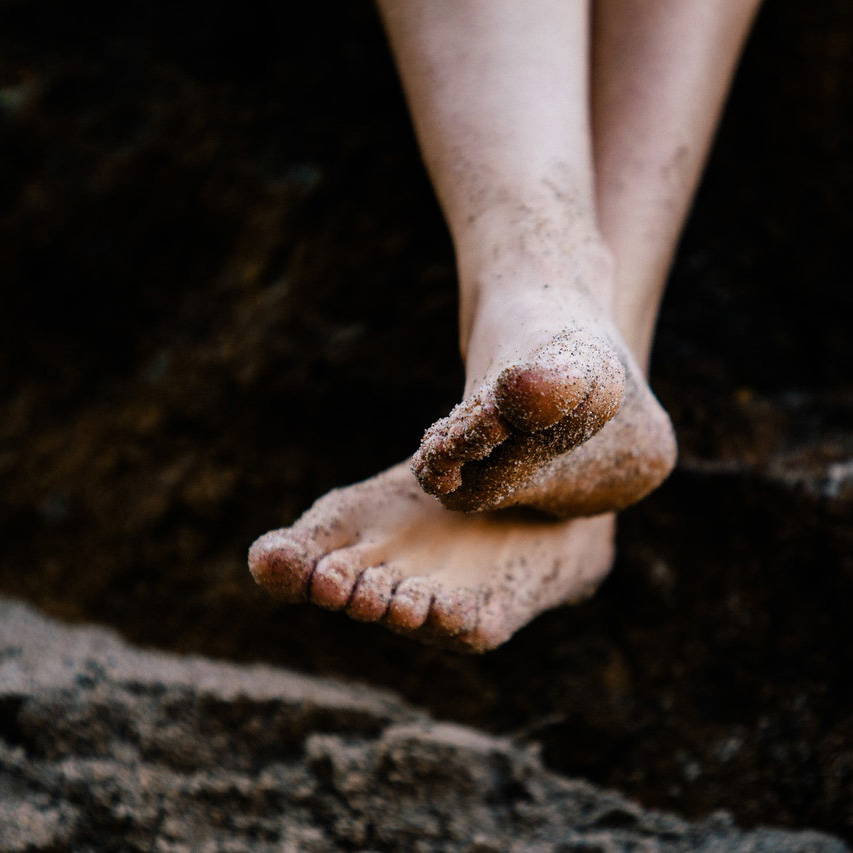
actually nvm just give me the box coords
[427,586,479,637]
[248,531,320,603]
[346,566,399,623]
[385,576,436,631]
[441,399,510,460]
[310,546,375,611]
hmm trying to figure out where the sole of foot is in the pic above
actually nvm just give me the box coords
[411,292,675,515]
[407,234,680,513]
[438,357,678,517]
[412,325,627,507]
[248,463,615,653]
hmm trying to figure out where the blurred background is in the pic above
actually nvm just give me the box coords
[1,0,851,842]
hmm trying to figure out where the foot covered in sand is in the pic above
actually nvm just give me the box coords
[249,463,615,653]
[412,243,676,515]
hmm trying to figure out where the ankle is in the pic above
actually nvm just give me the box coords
[456,222,615,338]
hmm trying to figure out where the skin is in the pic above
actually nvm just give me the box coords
[249,463,615,653]
[249,0,762,652]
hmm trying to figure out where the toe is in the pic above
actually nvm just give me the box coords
[385,576,435,631]
[413,396,510,496]
[310,546,374,610]
[427,587,479,636]
[439,400,510,462]
[411,453,463,495]
[494,363,587,432]
[346,566,398,623]
[248,531,319,603]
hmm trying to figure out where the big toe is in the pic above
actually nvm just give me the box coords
[248,531,318,602]
[494,363,587,432]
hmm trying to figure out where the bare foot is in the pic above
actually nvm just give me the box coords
[411,239,675,515]
[442,358,678,518]
[248,463,615,653]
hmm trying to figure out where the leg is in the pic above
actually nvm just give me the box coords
[248,2,760,651]
[381,0,629,511]
[378,0,597,253]
[593,0,763,366]
[517,0,763,515]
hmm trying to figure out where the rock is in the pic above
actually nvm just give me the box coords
[0,599,847,853]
